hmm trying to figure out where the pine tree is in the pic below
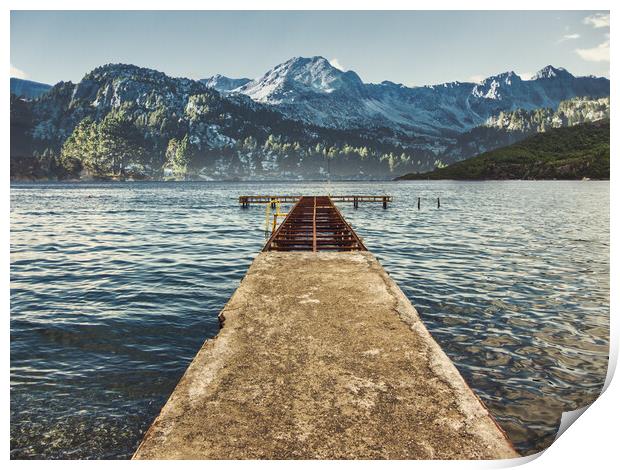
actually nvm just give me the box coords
[98,111,146,176]
[165,138,179,167]
[359,147,369,160]
[60,118,94,177]
[172,134,193,178]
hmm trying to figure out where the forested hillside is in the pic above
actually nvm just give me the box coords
[10,61,610,181]
[10,64,438,180]
[397,120,609,180]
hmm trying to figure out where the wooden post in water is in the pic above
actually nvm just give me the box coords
[437,197,440,209]
[382,196,387,209]
[353,196,358,209]
[417,197,421,210]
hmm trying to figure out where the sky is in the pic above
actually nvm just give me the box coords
[10,10,610,87]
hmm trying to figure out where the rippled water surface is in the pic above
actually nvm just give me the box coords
[10,181,609,459]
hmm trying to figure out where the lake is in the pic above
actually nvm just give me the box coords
[10,180,609,459]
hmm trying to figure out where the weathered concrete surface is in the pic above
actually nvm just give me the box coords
[133,252,518,460]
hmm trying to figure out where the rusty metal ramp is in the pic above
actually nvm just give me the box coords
[263,196,367,252]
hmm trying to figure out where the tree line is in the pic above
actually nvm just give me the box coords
[60,110,148,178]
[53,114,426,180]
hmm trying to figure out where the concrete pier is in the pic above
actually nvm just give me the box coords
[133,252,518,459]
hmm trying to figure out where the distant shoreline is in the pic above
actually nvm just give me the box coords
[394,177,610,181]
[9,177,610,184]
[9,177,394,184]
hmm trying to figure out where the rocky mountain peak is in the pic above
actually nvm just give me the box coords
[201,74,251,93]
[238,56,364,102]
[533,65,574,80]
[84,63,166,81]
[482,71,521,85]
[471,71,522,100]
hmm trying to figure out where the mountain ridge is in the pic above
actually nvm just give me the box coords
[9,60,611,181]
[199,57,609,137]
[10,78,52,100]
[11,63,438,181]
[201,74,251,92]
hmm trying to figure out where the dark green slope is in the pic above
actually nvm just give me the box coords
[397,119,609,180]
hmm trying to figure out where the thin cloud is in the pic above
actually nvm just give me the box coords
[559,33,581,42]
[468,75,485,84]
[10,64,28,79]
[329,58,345,71]
[556,33,581,45]
[583,13,610,29]
[576,39,610,62]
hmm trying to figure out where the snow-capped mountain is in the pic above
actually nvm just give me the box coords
[215,57,609,137]
[238,56,366,100]
[201,74,251,92]
[532,65,574,80]
[10,61,611,181]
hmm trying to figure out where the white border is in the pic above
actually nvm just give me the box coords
[4,1,616,467]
